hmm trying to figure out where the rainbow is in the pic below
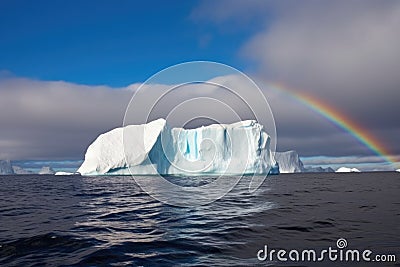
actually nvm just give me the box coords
[268,82,397,166]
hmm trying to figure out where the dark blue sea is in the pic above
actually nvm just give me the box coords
[0,173,399,266]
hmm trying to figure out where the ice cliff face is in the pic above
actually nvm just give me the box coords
[78,119,276,176]
[274,151,305,173]
[0,160,14,175]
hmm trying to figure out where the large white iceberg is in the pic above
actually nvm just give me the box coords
[78,119,277,176]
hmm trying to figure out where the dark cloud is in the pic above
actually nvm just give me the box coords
[0,75,275,160]
[0,77,130,160]
[192,0,400,168]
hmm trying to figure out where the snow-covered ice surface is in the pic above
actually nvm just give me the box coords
[336,167,361,173]
[78,119,166,175]
[396,169,400,172]
[78,119,276,176]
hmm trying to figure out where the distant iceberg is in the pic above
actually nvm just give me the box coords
[274,150,304,173]
[0,160,14,175]
[78,119,277,176]
[38,166,56,175]
[304,166,335,173]
[273,150,334,173]
[336,167,361,173]
[55,171,78,176]
[12,166,33,174]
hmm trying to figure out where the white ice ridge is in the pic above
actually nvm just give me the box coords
[78,119,277,176]
[335,167,361,173]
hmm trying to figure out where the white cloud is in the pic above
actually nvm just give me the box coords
[190,0,270,25]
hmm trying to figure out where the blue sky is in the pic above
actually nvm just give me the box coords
[0,1,399,171]
[0,0,259,86]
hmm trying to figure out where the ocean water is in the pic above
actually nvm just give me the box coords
[0,173,399,266]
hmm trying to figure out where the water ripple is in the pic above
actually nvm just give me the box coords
[0,173,399,266]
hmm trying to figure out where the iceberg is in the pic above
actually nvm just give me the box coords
[38,166,56,175]
[274,150,305,173]
[0,160,14,175]
[55,171,79,176]
[78,119,277,176]
[396,169,400,172]
[304,166,334,173]
[335,167,361,173]
[273,150,334,173]
[12,166,33,174]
